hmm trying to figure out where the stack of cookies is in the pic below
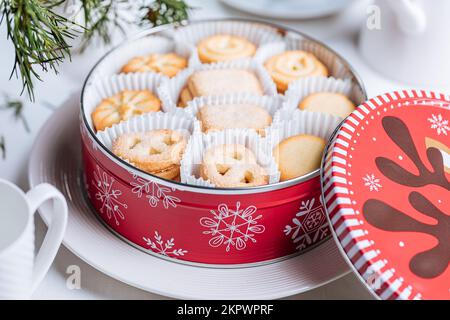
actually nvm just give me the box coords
[112,129,187,181]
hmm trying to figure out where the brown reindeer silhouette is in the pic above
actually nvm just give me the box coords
[363,116,449,279]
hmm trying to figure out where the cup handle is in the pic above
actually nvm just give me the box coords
[25,183,68,293]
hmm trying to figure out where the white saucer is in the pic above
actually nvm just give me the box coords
[28,94,350,299]
[221,0,355,20]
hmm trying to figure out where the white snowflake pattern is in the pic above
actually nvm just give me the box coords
[428,114,449,136]
[284,198,328,251]
[130,173,180,209]
[143,231,187,258]
[92,165,127,225]
[200,202,265,252]
[363,173,382,192]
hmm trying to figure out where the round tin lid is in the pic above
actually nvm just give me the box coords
[321,90,450,300]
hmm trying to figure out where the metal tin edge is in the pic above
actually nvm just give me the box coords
[80,17,368,195]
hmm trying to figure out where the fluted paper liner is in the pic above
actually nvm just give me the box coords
[89,35,194,79]
[96,110,194,150]
[184,93,285,134]
[81,20,367,189]
[265,111,342,164]
[275,76,358,122]
[83,72,174,130]
[180,129,280,187]
[255,32,357,80]
[172,21,283,65]
[157,59,278,110]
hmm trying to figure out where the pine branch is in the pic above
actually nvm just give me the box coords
[0,0,191,100]
[0,94,29,132]
[141,0,192,27]
[78,0,132,52]
[1,0,79,101]
[0,135,5,160]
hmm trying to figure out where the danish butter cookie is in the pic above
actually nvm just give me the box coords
[264,50,328,93]
[178,69,263,107]
[112,129,187,180]
[197,34,256,64]
[197,104,272,135]
[120,53,187,77]
[200,144,268,188]
[92,90,161,131]
[299,92,355,118]
[273,134,326,181]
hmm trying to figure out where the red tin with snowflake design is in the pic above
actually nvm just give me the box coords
[321,90,450,300]
[80,131,334,265]
[78,19,367,266]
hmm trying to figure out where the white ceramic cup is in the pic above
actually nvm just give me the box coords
[360,0,450,86]
[0,179,68,299]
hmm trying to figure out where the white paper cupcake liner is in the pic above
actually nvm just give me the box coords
[83,72,174,130]
[265,111,343,160]
[180,129,280,187]
[184,93,285,134]
[275,76,357,122]
[157,58,278,110]
[96,110,194,152]
[255,33,356,81]
[89,35,194,79]
[172,21,283,65]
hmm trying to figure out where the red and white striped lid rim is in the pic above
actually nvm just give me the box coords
[321,90,450,300]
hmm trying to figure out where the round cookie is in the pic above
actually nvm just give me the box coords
[264,50,328,93]
[200,144,268,188]
[120,53,187,77]
[112,129,187,176]
[299,92,355,118]
[273,134,326,181]
[197,104,272,135]
[197,34,256,64]
[92,90,161,131]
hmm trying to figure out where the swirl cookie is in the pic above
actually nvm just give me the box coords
[200,144,268,188]
[197,34,256,64]
[274,134,326,181]
[112,129,187,180]
[299,92,355,118]
[264,50,328,93]
[178,69,263,107]
[120,53,187,78]
[92,90,161,131]
[197,104,272,135]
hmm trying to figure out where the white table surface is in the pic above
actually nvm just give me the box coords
[0,0,447,300]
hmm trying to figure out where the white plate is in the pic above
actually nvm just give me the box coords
[221,0,355,20]
[28,94,350,299]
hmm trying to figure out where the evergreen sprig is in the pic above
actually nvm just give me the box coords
[141,0,191,27]
[0,93,29,132]
[0,135,5,160]
[1,0,79,101]
[0,0,191,101]
[78,0,132,52]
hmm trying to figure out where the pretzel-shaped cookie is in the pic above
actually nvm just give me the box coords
[200,144,268,188]
[112,130,187,175]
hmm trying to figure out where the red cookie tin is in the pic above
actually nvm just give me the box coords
[79,19,367,267]
[322,90,450,300]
